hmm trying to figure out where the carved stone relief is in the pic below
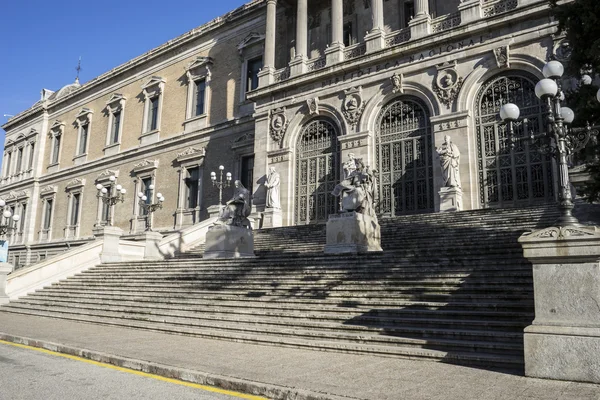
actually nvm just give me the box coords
[433,61,464,108]
[307,97,320,116]
[391,73,404,94]
[553,37,572,62]
[270,108,288,144]
[493,45,510,68]
[342,87,365,129]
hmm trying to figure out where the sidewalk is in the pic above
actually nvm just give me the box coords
[1,312,599,400]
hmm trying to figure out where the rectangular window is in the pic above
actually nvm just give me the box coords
[19,204,26,232]
[403,1,415,28]
[194,80,206,116]
[101,187,111,224]
[140,177,152,216]
[343,22,354,46]
[148,97,159,131]
[246,57,263,94]
[111,111,121,144]
[51,136,61,164]
[70,193,81,226]
[28,143,35,169]
[185,167,200,209]
[241,156,255,195]
[43,199,53,230]
[78,124,89,155]
[16,148,23,173]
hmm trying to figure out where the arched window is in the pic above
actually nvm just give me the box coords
[294,118,340,224]
[475,72,554,207]
[376,97,434,216]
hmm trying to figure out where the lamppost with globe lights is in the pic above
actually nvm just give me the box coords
[96,175,127,226]
[137,185,165,231]
[0,199,20,237]
[211,165,232,207]
[499,59,600,227]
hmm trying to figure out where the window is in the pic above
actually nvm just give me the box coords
[140,177,152,216]
[403,1,415,28]
[19,203,26,232]
[246,57,262,94]
[43,199,53,230]
[193,80,206,116]
[5,152,12,177]
[15,148,23,173]
[100,186,111,224]
[70,193,81,226]
[78,124,89,155]
[51,135,61,164]
[241,156,255,194]
[141,76,165,139]
[343,22,354,46]
[28,143,35,169]
[111,111,121,144]
[149,97,159,131]
[185,167,200,209]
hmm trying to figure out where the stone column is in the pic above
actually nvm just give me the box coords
[290,0,308,76]
[258,0,277,86]
[409,0,431,39]
[365,0,385,52]
[325,0,345,65]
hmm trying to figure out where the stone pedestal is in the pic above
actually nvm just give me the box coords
[257,67,275,87]
[262,208,282,228]
[204,225,254,259]
[207,205,222,220]
[519,226,600,383]
[135,231,163,260]
[0,262,14,305]
[325,212,382,254]
[93,226,124,263]
[458,0,482,24]
[409,15,431,40]
[439,187,463,212]
[325,44,345,65]
[289,57,307,77]
[365,30,385,53]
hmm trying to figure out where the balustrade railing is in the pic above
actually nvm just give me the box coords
[385,28,411,48]
[431,12,462,33]
[343,43,367,61]
[306,56,326,72]
[273,66,290,83]
[483,0,519,17]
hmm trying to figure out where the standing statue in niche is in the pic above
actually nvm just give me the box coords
[332,157,378,220]
[436,135,461,188]
[265,167,281,209]
[216,180,252,229]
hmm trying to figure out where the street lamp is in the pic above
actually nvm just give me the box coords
[0,199,20,237]
[137,184,165,231]
[211,165,232,207]
[499,59,600,227]
[96,175,126,226]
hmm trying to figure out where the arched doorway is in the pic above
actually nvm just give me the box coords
[475,72,554,207]
[376,97,434,216]
[294,118,340,224]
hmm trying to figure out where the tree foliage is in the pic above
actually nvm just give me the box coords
[549,0,600,201]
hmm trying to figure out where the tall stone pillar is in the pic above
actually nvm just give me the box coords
[258,0,277,86]
[365,0,385,52]
[290,0,308,76]
[325,0,345,65]
[409,0,431,39]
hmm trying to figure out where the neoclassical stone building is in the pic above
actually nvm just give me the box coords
[1,0,566,267]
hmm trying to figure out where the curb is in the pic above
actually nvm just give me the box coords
[0,333,357,400]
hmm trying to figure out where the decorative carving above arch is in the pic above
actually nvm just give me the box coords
[342,87,365,129]
[270,108,288,145]
[433,61,464,108]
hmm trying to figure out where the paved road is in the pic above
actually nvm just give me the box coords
[0,342,252,400]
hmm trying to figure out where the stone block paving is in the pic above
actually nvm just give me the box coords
[1,312,599,400]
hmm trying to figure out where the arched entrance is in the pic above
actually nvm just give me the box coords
[376,97,434,216]
[294,118,340,224]
[475,72,554,207]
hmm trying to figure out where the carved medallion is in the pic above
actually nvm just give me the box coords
[307,97,320,116]
[493,45,510,68]
[553,38,572,62]
[433,61,464,108]
[342,87,365,129]
[270,108,288,144]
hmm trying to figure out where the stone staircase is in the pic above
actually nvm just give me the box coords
[1,204,592,373]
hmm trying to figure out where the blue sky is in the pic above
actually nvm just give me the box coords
[0,0,249,137]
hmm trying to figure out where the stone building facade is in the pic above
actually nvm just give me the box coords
[0,0,566,267]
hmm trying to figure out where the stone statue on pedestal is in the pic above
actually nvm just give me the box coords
[332,158,378,220]
[342,153,356,178]
[436,135,461,188]
[265,167,281,209]
[216,180,252,229]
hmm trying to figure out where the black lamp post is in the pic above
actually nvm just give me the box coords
[96,175,126,226]
[137,185,164,231]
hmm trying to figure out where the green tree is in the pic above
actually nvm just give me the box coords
[549,0,600,201]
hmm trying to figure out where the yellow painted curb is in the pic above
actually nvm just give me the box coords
[0,340,268,400]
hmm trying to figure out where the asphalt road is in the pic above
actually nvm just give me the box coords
[0,342,251,400]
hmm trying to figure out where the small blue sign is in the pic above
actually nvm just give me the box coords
[0,240,8,263]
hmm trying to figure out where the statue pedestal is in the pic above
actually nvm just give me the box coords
[92,226,124,263]
[325,212,382,254]
[439,187,463,212]
[133,231,163,260]
[204,225,255,259]
[519,226,600,383]
[0,262,14,305]
[262,208,282,228]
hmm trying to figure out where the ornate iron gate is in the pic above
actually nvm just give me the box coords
[295,119,340,224]
[376,98,434,216]
[475,73,554,207]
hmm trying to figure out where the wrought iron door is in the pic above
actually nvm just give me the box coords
[476,73,554,207]
[376,98,434,216]
[295,119,340,224]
